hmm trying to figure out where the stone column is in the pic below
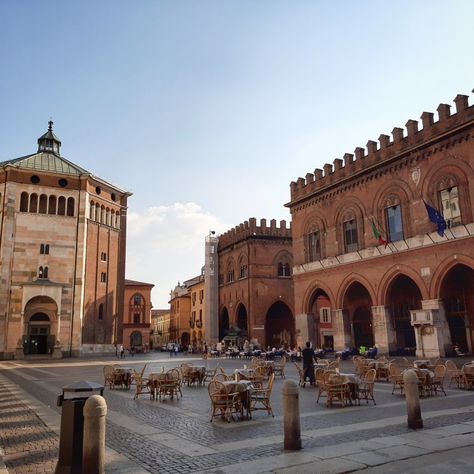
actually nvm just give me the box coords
[332,309,352,350]
[422,299,452,357]
[371,305,396,354]
[294,313,315,348]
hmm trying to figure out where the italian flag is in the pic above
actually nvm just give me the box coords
[371,218,388,247]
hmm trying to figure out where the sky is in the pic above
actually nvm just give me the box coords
[1,1,473,308]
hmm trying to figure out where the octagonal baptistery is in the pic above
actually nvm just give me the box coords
[0,122,131,359]
[287,93,474,358]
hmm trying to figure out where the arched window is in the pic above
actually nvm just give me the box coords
[343,218,358,253]
[48,195,57,215]
[43,266,49,279]
[277,262,291,277]
[57,196,66,215]
[96,203,100,222]
[227,261,235,283]
[115,211,120,229]
[30,194,38,213]
[67,197,75,216]
[89,201,95,220]
[101,206,105,223]
[304,222,323,262]
[39,194,47,214]
[106,208,110,226]
[38,266,43,278]
[20,192,28,212]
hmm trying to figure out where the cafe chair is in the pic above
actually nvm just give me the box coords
[250,373,275,417]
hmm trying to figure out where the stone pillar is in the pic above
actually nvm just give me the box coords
[294,313,315,348]
[83,395,107,474]
[371,305,396,354]
[332,309,352,350]
[411,300,452,358]
[282,380,301,450]
[403,369,423,429]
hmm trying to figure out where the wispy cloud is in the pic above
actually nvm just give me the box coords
[126,202,230,308]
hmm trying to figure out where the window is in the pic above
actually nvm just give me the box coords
[239,264,248,279]
[134,294,142,305]
[67,197,75,216]
[100,272,107,283]
[320,307,331,323]
[307,230,321,262]
[39,194,47,214]
[20,192,28,212]
[100,252,107,261]
[40,244,50,255]
[386,205,404,241]
[199,289,204,302]
[278,262,291,277]
[38,266,49,279]
[57,196,66,215]
[192,292,196,306]
[133,313,140,324]
[48,195,56,215]
[227,268,234,283]
[343,219,358,253]
[98,304,104,321]
[440,186,461,227]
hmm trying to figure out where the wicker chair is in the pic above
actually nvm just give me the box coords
[358,368,376,405]
[203,366,219,384]
[156,369,182,400]
[445,360,464,388]
[326,375,350,408]
[103,365,115,389]
[208,380,242,422]
[273,356,287,378]
[293,362,306,387]
[250,373,275,417]
[132,370,152,400]
[388,363,404,395]
[429,365,447,396]
[131,364,147,386]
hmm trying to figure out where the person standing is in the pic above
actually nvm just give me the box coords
[302,341,316,385]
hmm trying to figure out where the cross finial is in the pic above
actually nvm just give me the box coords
[48,120,53,131]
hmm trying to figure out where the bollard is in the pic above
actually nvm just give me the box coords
[403,369,423,429]
[282,379,302,450]
[83,395,107,474]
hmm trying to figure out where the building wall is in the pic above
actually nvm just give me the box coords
[288,94,474,356]
[0,151,129,359]
[217,218,294,348]
[189,277,206,348]
[122,282,153,351]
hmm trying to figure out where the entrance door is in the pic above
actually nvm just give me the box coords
[27,313,51,355]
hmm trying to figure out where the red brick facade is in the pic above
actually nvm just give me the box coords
[287,94,474,358]
[217,218,294,348]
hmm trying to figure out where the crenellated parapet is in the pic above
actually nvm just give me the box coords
[218,217,292,250]
[289,93,474,202]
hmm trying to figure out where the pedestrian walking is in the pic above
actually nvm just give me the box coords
[302,341,316,385]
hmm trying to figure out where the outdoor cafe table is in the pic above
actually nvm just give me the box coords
[260,361,274,376]
[234,368,256,381]
[221,380,253,419]
[329,373,360,402]
[414,360,433,369]
[113,367,132,388]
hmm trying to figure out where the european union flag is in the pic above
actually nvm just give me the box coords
[423,200,447,237]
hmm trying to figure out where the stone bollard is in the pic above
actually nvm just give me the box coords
[83,395,107,474]
[403,369,423,429]
[282,379,302,450]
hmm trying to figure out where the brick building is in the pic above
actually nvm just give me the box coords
[217,218,294,348]
[287,94,474,358]
[123,279,154,352]
[0,123,130,359]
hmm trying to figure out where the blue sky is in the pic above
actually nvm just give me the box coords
[1,1,473,307]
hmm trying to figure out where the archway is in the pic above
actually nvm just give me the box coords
[387,275,421,353]
[23,296,58,355]
[219,308,230,341]
[130,331,142,349]
[236,304,248,337]
[308,288,332,349]
[440,264,474,352]
[343,282,373,348]
[265,301,294,349]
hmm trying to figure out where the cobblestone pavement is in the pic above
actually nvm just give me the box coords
[1,353,474,473]
[0,379,58,474]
